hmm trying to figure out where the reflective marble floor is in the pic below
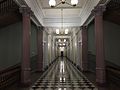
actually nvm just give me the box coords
[30,57,98,90]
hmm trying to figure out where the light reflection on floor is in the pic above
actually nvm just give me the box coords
[30,57,98,90]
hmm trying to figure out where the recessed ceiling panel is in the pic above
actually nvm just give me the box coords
[37,0,87,27]
[43,9,81,18]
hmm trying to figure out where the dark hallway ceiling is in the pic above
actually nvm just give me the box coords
[104,0,120,25]
[0,0,4,3]
[0,11,21,28]
[0,0,21,28]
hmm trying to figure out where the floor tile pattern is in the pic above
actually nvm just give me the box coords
[30,58,98,90]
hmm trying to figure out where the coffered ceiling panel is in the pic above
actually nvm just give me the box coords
[16,0,103,36]
[43,9,80,18]
[36,0,87,27]
[23,0,101,27]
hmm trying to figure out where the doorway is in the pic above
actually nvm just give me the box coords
[61,51,63,57]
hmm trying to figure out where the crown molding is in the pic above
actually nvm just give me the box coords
[81,0,112,26]
[14,0,44,26]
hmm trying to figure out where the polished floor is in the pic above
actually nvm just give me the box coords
[30,57,97,90]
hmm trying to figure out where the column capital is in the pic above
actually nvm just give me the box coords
[92,4,106,16]
[37,26,41,30]
[80,26,87,30]
[37,26,44,31]
[19,5,33,15]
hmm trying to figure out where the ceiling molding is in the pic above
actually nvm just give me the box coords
[36,0,45,18]
[44,23,81,27]
[14,0,42,26]
[31,15,42,27]
[23,0,44,25]
[82,0,112,26]
[54,36,71,39]
[83,14,94,26]
[78,0,88,16]
[13,0,26,6]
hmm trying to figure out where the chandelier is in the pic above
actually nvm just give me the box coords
[49,0,78,7]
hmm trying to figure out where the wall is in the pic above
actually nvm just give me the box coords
[70,28,81,66]
[30,23,37,57]
[71,32,76,63]
[87,22,96,71]
[88,21,120,67]
[48,35,52,64]
[76,30,82,68]
[30,23,38,71]
[0,21,39,71]
[66,41,70,58]
[104,21,120,66]
[43,30,48,69]
[0,22,22,70]
[88,23,96,55]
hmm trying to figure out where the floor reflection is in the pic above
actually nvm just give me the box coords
[60,61,65,74]
[30,57,98,90]
[58,88,66,90]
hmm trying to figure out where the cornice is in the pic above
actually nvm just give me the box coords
[14,0,43,26]
[80,0,111,26]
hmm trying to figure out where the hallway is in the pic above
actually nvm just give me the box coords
[0,0,120,90]
[31,57,97,90]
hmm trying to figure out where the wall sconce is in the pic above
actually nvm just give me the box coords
[65,29,68,34]
[56,29,60,34]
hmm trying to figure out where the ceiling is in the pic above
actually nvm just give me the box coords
[0,0,21,28]
[0,0,4,3]
[104,0,120,25]
[45,26,80,35]
[35,0,86,35]
[37,0,87,27]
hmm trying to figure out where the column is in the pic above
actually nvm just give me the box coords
[92,5,106,84]
[20,6,31,85]
[37,26,43,72]
[81,26,88,71]
[56,42,58,57]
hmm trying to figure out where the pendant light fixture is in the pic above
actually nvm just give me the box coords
[71,0,78,6]
[65,28,68,34]
[49,0,56,7]
[56,29,60,34]
[49,0,78,8]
